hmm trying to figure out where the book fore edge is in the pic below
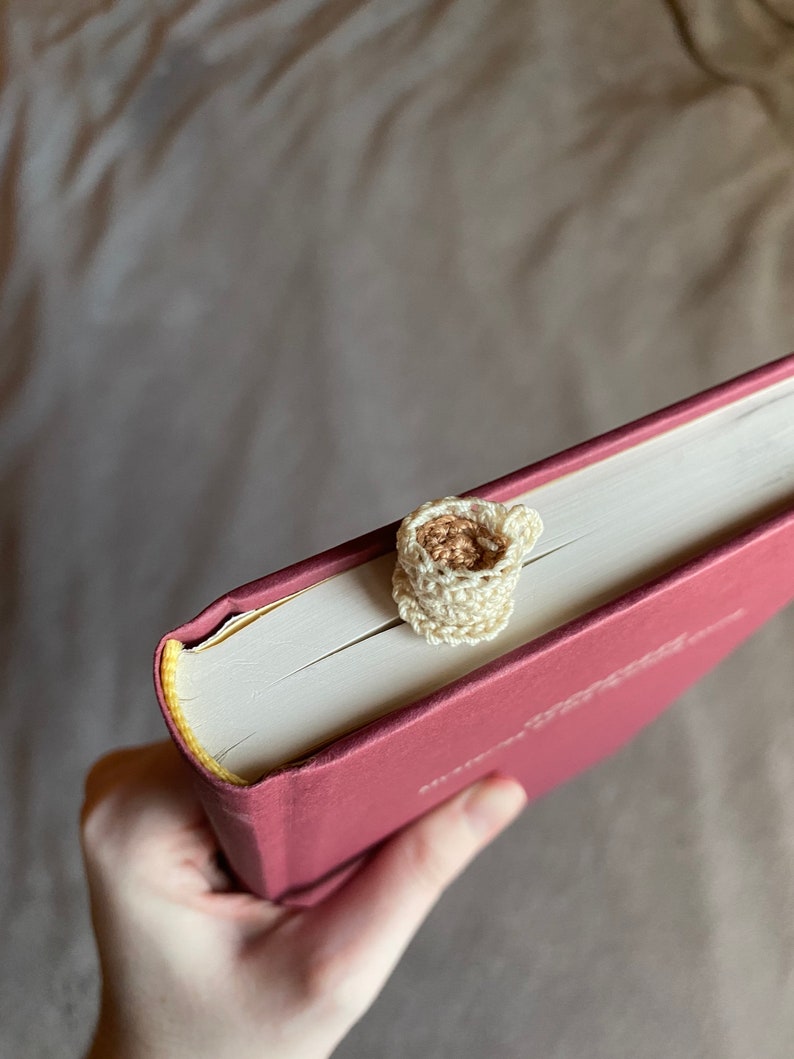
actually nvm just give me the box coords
[160,638,248,786]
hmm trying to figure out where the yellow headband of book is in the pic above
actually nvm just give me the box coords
[160,638,248,785]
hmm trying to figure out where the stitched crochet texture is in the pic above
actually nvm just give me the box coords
[392,496,543,645]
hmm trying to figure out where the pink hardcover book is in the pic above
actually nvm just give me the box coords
[155,355,794,906]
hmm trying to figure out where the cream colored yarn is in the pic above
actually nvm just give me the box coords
[392,496,543,646]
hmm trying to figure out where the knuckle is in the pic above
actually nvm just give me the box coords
[79,751,134,853]
[399,826,453,895]
[300,945,369,1019]
[79,788,118,858]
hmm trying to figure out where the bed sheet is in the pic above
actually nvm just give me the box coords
[2,2,794,1056]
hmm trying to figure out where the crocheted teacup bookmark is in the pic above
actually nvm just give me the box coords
[392,496,543,646]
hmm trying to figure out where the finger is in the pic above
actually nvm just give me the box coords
[80,742,289,929]
[81,741,198,828]
[280,775,526,1010]
[80,742,217,884]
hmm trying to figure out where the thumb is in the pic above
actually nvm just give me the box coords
[285,776,527,1010]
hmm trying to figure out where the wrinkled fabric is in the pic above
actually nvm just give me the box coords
[2,2,794,1057]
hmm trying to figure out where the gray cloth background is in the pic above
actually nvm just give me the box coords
[3,1,794,1056]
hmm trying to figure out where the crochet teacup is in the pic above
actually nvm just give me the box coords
[392,496,543,645]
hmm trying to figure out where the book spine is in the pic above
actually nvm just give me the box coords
[194,774,287,899]
[274,759,381,906]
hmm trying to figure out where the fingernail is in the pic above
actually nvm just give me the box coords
[462,777,527,838]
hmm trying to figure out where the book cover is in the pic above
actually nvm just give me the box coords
[154,354,794,906]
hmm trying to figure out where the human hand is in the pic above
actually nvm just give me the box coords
[80,742,526,1059]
